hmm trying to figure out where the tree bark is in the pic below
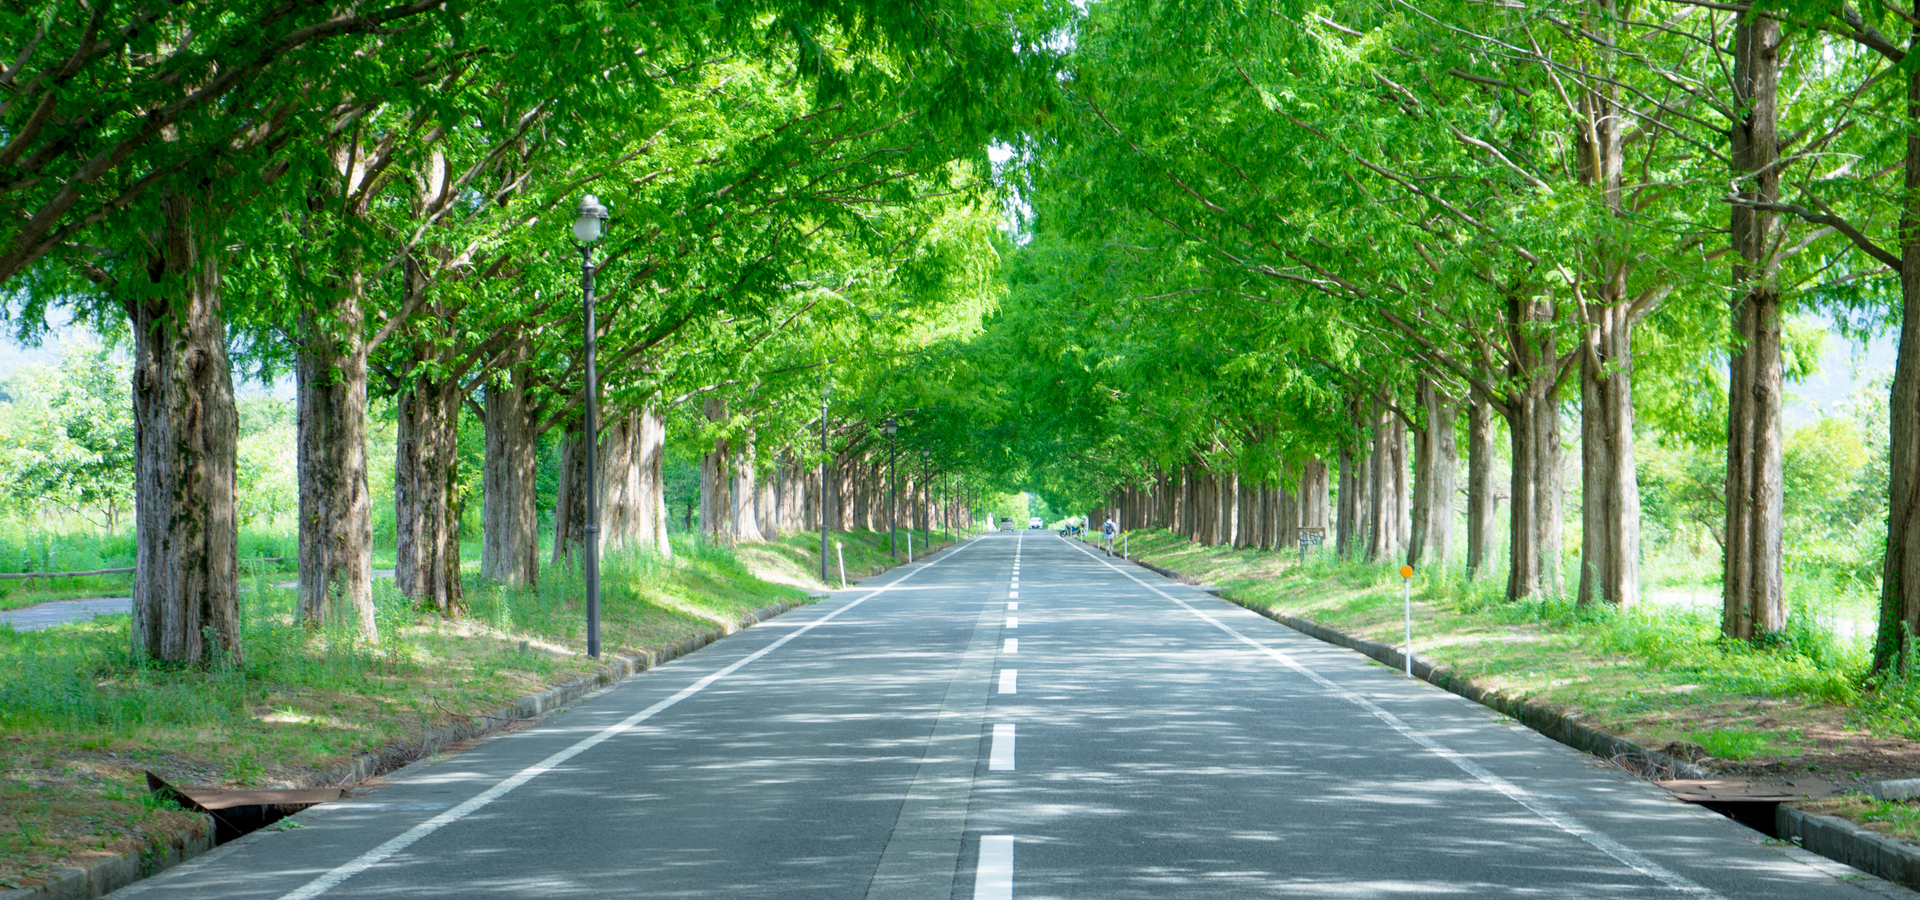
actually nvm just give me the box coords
[295,291,375,639]
[638,404,672,556]
[1504,290,1564,601]
[552,419,588,566]
[1573,11,1642,609]
[599,410,641,550]
[1466,395,1496,580]
[128,191,241,666]
[1579,301,1642,608]
[482,363,539,585]
[1876,20,1920,672]
[1302,458,1330,530]
[394,373,464,615]
[1337,440,1368,557]
[733,424,765,543]
[1409,377,1458,569]
[700,397,734,544]
[1725,13,1786,639]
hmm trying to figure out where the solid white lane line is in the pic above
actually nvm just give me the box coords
[1006,617,1018,628]
[989,724,1016,771]
[275,553,961,900]
[1004,638,1018,653]
[1007,602,1018,610]
[974,835,1014,900]
[1060,539,1722,900]
[999,669,1017,694]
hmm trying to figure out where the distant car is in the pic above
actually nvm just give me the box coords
[999,517,1014,531]
[1028,517,1044,529]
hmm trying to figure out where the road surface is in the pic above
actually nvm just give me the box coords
[109,532,1910,899]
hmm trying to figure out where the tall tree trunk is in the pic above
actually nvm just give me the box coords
[1876,20,1920,672]
[1504,290,1564,601]
[1337,442,1364,557]
[700,397,734,544]
[1409,377,1458,569]
[1725,14,1786,639]
[482,363,539,585]
[1573,13,1642,609]
[757,454,780,540]
[1466,395,1496,579]
[1303,458,1331,530]
[1368,402,1397,562]
[552,419,588,565]
[295,293,374,639]
[733,425,765,543]
[638,404,671,556]
[1579,302,1642,608]
[394,374,463,615]
[128,191,240,666]
[599,410,642,550]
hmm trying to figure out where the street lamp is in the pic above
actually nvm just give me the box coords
[574,194,609,659]
[921,450,931,549]
[820,377,832,583]
[883,417,898,558]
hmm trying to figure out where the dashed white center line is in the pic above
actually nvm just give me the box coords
[1004,638,1017,653]
[1008,590,1019,598]
[1006,616,1019,628]
[974,836,1014,900]
[1007,601,1018,610]
[998,669,1017,694]
[989,724,1016,770]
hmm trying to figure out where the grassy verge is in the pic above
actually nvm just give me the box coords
[1111,528,1920,842]
[0,528,967,890]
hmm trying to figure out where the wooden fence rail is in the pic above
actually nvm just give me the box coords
[0,558,291,581]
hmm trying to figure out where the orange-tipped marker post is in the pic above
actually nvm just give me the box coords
[1399,565,1414,677]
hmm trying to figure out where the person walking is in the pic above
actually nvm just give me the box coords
[1102,516,1118,556]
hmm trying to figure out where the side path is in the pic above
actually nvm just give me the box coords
[104,533,1022,900]
[951,534,1913,900]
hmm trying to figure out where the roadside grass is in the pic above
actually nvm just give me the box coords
[0,529,934,889]
[737,527,963,589]
[1115,528,1920,778]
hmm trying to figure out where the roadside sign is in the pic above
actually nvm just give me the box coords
[1298,527,1325,546]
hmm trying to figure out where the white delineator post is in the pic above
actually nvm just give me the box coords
[837,541,847,590]
[1400,564,1414,677]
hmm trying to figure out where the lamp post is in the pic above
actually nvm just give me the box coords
[883,417,898,558]
[573,194,609,659]
[921,450,931,549]
[820,378,831,583]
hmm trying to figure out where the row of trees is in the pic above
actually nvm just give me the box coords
[973,0,1918,669]
[1,1,1065,664]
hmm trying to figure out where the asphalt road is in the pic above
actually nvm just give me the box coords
[109,532,1912,899]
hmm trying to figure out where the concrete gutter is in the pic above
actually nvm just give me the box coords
[1126,554,1920,890]
[2,594,826,900]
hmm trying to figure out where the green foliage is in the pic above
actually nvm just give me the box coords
[0,339,134,528]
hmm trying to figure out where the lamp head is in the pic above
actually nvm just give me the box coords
[883,417,897,436]
[573,194,610,244]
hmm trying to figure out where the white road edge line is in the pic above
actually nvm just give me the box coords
[999,669,1017,694]
[274,548,965,900]
[1060,537,1722,899]
[974,835,1014,900]
[989,723,1016,771]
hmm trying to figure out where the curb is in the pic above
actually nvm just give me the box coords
[1125,553,1920,889]
[2,594,822,900]
[1777,805,1920,888]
